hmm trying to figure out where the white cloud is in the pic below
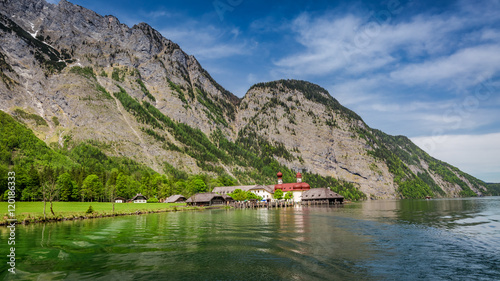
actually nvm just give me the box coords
[272,1,500,86]
[144,10,172,19]
[390,44,500,88]
[160,25,250,60]
[411,133,500,182]
[332,76,384,105]
[272,9,468,77]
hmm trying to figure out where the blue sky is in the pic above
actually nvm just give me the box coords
[57,0,500,182]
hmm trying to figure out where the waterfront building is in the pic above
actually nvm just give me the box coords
[213,185,274,201]
[274,172,311,202]
[248,185,274,201]
[186,192,230,206]
[301,188,344,204]
[164,195,186,203]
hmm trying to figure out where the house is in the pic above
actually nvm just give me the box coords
[247,185,274,201]
[186,192,231,206]
[164,194,186,203]
[131,193,147,203]
[212,185,274,201]
[301,188,344,204]
[274,172,311,202]
[114,197,126,203]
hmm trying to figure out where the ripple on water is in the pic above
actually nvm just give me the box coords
[9,197,500,280]
[72,241,94,247]
[57,250,70,260]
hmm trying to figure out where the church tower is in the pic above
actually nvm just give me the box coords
[277,172,283,184]
[296,172,302,183]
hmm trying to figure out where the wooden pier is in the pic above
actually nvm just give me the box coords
[301,199,343,206]
[230,200,295,209]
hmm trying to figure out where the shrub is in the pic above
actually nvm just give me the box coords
[147,198,159,203]
[86,205,94,214]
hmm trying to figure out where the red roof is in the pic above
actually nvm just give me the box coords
[274,182,310,192]
[296,172,302,178]
[277,171,283,178]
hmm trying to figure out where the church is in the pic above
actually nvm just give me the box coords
[274,171,311,202]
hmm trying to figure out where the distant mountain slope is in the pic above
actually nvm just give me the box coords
[236,80,487,198]
[0,0,491,200]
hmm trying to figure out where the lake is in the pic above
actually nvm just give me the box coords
[2,197,499,280]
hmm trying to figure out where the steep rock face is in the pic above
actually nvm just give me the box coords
[236,80,397,198]
[0,0,238,172]
[235,80,488,199]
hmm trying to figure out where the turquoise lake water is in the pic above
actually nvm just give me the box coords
[1,197,499,280]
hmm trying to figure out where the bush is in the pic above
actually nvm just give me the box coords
[86,205,94,214]
[147,198,159,203]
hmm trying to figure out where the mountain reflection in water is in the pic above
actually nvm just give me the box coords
[1,197,499,280]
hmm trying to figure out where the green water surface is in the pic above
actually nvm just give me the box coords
[1,197,499,280]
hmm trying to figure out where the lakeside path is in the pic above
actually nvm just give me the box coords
[0,202,208,226]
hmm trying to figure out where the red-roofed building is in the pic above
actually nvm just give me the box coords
[274,172,311,202]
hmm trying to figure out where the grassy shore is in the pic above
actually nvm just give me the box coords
[0,201,198,225]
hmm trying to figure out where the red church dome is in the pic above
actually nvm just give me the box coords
[277,171,283,178]
[296,172,302,178]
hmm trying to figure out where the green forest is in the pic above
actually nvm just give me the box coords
[0,109,365,203]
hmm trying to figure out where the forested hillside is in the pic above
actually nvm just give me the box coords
[0,110,366,202]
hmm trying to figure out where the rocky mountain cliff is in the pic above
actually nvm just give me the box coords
[0,0,491,199]
[1,0,238,174]
[237,80,488,198]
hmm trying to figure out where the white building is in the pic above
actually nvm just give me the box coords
[212,185,274,201]
[131,194,147,203]
[273,172,311,203]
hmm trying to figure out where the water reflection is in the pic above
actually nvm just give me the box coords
[1,198,499,280]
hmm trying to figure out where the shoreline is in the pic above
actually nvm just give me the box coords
[1,204,227,226]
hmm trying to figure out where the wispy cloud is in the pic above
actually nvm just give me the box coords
[273,2,499,79]
[411,133,500,182]
[390,44,500,88]
[160,24,251,60]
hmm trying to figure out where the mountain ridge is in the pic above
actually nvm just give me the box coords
[0,0,496,200]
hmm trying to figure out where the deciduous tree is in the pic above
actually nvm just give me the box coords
[81,174,102,202]
[273,189,283,200]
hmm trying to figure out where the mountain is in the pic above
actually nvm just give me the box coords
[236,80,488,198]
[0,0,493,200]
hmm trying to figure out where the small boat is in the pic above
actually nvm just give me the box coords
[425,196,432,200]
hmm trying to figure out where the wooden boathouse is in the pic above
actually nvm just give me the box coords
[301,188,344,205]
[164,194,186,203]
[186,192,231,206]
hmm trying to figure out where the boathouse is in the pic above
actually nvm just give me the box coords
[301,188,344,205]
[164,194,186,203]
[274,172,311,202]
[131,193,147,203]
[186,192,230,206]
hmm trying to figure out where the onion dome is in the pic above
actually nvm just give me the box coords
[277,171,283,178]
[296,172,302,178]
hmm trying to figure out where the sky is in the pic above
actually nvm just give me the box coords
[54,0,500,182]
